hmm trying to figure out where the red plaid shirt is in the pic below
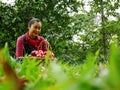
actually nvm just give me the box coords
[16,32,48,58]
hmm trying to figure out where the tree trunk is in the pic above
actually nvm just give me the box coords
[101,0,107,61]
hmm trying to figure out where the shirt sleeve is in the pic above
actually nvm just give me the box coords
[38,36,48,51]
[16,36,24,58]
[42,40,48,51]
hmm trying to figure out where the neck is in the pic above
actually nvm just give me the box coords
[28,32,37,40]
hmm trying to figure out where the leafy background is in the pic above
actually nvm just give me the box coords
[0,0,120,64]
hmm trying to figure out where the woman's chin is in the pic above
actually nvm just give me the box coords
[33,33,38,36]
[33,34,39,38]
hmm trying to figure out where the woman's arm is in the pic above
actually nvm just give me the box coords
[42,40,48,51]
[16,36,24,59]
[37,36,48,51]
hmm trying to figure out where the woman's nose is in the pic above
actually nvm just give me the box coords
[37,29,40,32]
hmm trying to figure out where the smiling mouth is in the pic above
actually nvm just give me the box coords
[34,31,40,36]
[33,33,38,36]
[33,31,38,34]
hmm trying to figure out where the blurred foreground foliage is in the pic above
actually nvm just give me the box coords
[0,41,120,90]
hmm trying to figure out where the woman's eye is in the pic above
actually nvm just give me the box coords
[34,26,40,30]
[34,26,37,29]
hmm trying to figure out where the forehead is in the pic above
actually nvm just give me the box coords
[32,21,41,26]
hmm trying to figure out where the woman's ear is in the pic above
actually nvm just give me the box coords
[28,24,30,30]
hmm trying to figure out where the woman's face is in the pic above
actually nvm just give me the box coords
[28,21,41,39]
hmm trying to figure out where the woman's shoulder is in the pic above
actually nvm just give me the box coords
[38,36,46,41]
[17,34,25,41]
